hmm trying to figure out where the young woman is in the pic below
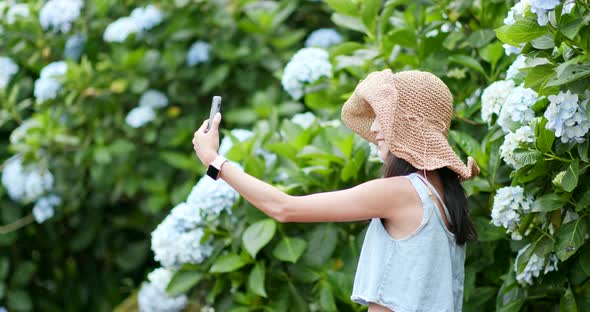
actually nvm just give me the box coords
[192,69,480,312]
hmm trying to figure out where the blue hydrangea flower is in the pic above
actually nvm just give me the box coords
[4,3,30,24]
[103,17,139,42]
[500,125,536,169]
[1,155,54,203]
[125,106,156,128]
[187,41,211,66]
[39,0,84,33]
[34,61,68,102]
[492,186,533,240]
[33,194,61,223]
[281,48,332,100]
[497,85,538,132]
[64,34,86,61]
[138,268,188,312]
[186,171,239,221]
[544,90,590,143]
[529,0,560,26]
[504,1,526,26]
[304,28,343,48]
[139,89,168,108]
[129,4,164,31]
[0,56,18,89]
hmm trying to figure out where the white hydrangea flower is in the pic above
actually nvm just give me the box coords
[481,80,515,123]
[0,56,18,89]
[39,0,84,33]
[504,0,527,25]
[186,172,239,220]
[281,48,332,100]
[491,186,533,239]
[5,3,29,24]
[529,0,560,26]
[34,61,68,102]
[218,129,254,156]
[103,17,139,42]
[1,155,54,203]
[151,213,214,267]
[33,194,61,223]
[500,126,536,169]
[497,85,538,133]
[64,34,85,61]
[139,89,168,109]
[514,245,559,286]
[138,268,188,312]
[291,112,316,129]
[129,4,163,31]
[503,43,523,56]
[304,28,343,48]
[125,106,156,128]
[187,41,211,66]
[544,90,590,144]
[506,55,527,80]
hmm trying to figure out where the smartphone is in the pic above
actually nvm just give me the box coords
[207,96,222,132]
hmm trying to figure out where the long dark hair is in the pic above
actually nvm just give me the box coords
[382,153,477,245]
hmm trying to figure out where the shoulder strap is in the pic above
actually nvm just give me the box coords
[413,173,453,226]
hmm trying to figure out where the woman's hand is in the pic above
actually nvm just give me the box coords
[193,112,221,166]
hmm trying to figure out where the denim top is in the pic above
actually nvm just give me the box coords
[350,172,465,312]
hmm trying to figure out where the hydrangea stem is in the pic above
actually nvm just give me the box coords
[0,213,35,234]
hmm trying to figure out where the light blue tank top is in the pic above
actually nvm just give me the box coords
[350,172,465,312]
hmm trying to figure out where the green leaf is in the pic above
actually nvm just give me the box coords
[560,17,584,40]
[555,218,588,261]
[361,0,381,33]
[546,63,590,87]
[272,237,307,263]
[473,217,506,241]
[530,33,555,49]
[524,64,555,90]
[495,15,546,46]
[560,286,578,312]
[248,262,267,298]
[210,253,248,273]
[533,193,568,212]
[318,280,338,312]
[579,246,590,277]
[242,218,276,258]
[535,118,556,152]
[201,64,230,92]
[166,269,203,296]
[160,151,198,171]
[331,13,367,33]
[449,130,484,166]
[578,140,589,162]
[479,42,503,67]
[512,149,543,167]
[448,55,486,75]
[10,261,35,287]
[324,0,358,16]
[287,281,309,312]
[302,224,339,268]
[496,270,526,312]
[7,289,32,311]
[576,189,590,212]
[553,160,579,192]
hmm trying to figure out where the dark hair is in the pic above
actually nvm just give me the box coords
[382,153,477,245]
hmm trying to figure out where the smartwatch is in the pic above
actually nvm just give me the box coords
[206,155,228,180]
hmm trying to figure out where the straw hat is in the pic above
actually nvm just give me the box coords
[341,69,480,181]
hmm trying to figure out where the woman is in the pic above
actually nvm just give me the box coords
[192,69,480,312]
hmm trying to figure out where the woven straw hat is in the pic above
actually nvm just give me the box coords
[341,69,480,181]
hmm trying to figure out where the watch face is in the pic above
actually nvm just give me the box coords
[207,165,220,179]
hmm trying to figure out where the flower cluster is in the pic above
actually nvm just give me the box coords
[497,85,538,133]
[281,48,332,100]
[544,90,590,144]
[514,244,559,286]
[103,5,163,42]
[187,41,211,66]
[64,34,86,61]
[1,155,54,203]
[500,126,536,169]
[291,112,316,129]
[506,55,551,81]
[0,56,18,89]
[34,61,68,102]
[481,80,515,124]
[39,0,83,33]
[1,2,30,24]
[304,28,343,49]
[138,268,188,312]
[33,194,61,224]
[125,89,168,128]
[491,186,533,240]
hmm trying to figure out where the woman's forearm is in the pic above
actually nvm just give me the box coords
[219,160,289,220]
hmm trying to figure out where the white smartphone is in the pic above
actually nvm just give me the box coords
[207,96,222,132]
